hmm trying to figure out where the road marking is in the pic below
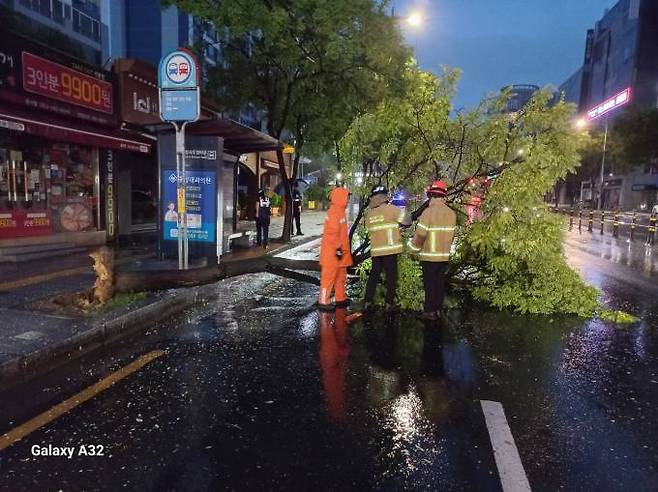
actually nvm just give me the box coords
[481,400,532,492]
[0,265,89,291]
[0,350,165,452]
[0,254,154,291]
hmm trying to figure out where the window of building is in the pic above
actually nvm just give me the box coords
[73,7,100,42]
[38,0,50,17]
[52,0,64,23]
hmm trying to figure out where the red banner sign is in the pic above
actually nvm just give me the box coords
[22,52,113,114]
[0,211,53,238]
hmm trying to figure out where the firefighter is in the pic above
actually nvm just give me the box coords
[255,188,271,249]
[408,180,456,320]
[318,186,353,310]
[292,189,304,236]
[364,185,411,310]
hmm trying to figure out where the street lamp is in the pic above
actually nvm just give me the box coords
[407,11,423,27]
[584,87,631,210]
[575,118,587,130]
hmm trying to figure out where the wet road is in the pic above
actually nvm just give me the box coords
[1,239,657,491]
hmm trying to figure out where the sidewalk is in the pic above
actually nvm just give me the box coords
[0,212,326,390]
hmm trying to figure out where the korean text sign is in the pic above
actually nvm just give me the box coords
[22,52,113,114]
[162,169,216,243]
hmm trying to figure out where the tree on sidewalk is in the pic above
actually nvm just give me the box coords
[341,64,600,315]
[163,0,410,241]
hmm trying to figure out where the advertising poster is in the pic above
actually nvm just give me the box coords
[162,169,216,243]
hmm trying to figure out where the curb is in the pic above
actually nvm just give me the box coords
[0,234,321,391]
[0,287,202,392]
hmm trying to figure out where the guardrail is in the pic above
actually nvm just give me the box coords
[557,208,656,245]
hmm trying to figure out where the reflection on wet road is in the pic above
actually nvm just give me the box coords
[0,237,656,491]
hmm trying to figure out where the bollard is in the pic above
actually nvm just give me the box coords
[578,209,583,232]
[630,212,637,241]
[613,210,620,238]
[647,213,657,245]
[600,210,605,235]
[569,208,574,230]
[588,209,593,232]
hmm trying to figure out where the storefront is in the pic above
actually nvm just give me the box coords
[0,35,151,248]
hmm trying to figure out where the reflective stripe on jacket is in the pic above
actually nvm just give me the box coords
[408,198,456,262]
[366,201,406,257]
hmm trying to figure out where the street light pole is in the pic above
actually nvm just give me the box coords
[598,119,608,211]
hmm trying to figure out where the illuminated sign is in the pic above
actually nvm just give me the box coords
[22,52,113,114]
[587,87,631,120]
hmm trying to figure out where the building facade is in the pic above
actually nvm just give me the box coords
[557,0,658,210]
[502,84,540,114]
[1,0,104,65]
[0,33,152,256]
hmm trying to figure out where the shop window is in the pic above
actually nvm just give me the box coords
[0,141,99,238]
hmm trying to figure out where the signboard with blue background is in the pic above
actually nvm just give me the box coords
[162,168,216,243]
[158,50,199,89]
[158,134,224,258]
[158,49,200,122]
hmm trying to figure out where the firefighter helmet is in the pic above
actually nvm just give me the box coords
[369,185,388,198]
[427,180,448,197]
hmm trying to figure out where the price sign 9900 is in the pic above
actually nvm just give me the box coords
[22,52,113,114]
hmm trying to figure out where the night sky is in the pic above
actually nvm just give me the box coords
[392,0,617,110]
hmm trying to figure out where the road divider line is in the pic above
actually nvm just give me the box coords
[0,350,165,452]
[481,400,532,492]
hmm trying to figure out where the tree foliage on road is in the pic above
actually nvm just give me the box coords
[341,65,599,315]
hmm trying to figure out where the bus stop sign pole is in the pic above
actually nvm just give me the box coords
[158,49,201,270]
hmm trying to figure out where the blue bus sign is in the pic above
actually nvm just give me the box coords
[158,49,199,90]
[160,89,200,122]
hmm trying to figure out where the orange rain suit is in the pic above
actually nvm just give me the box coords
[318,187,353,305]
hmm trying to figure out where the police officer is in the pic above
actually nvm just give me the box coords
[408,180,456,320]
[364,185,411,310]
[292,190,304,236]
[256,188,271,249]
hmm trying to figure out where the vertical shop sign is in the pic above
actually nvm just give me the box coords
[103,149,117,242]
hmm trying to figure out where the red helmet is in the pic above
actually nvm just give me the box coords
[427,180,448,197]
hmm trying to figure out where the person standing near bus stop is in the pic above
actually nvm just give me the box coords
[293,190,304,236]
[256,188,271,249]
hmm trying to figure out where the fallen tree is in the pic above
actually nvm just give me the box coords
[340,65,602,316]
[113,256,321,293]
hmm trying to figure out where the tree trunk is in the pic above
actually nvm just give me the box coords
[114,256,320,293]
[90,246,115,304]
[276,147,293,242]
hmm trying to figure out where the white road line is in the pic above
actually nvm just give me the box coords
[481,400,532,492]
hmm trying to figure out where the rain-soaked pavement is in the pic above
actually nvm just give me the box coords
[0,237,657,491]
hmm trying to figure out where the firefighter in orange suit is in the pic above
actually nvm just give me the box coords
[408,180,456,320]
[318,186,353,310]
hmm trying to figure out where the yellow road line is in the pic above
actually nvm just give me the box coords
[0,254,154,291]
[0,350,165,452]
[0,266,90,291]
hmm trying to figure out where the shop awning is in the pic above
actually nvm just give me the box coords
[0,107,153,154]
[147,118,283,155]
